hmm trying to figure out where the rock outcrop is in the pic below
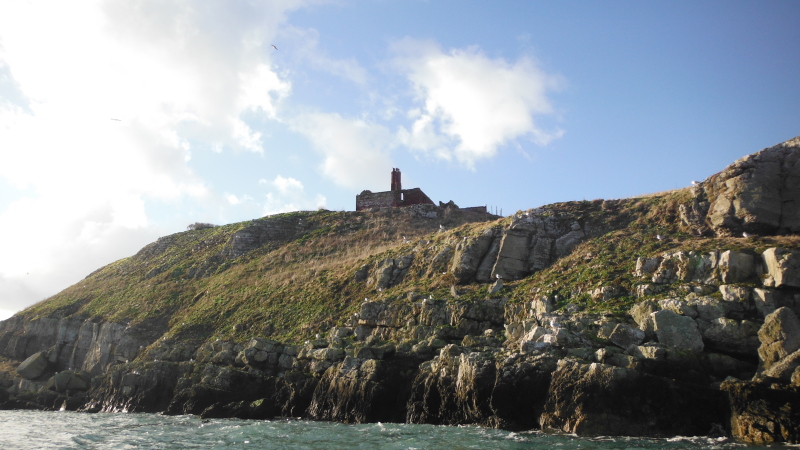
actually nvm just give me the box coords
[690,136,800,236]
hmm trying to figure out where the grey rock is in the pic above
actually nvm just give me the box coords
[16,352,49,380]
[689,296,727,322]
[753,288,778,317]
[652,309,704,353]
[757,307,800,373]
[475,232,503,283]
[608,323,645,349]
[635,257,662,277]
[719,251,756,284]
[450,231,494,283]
[630,300,659,338]
[555,230,585,258]
[491,229,532,280]
[659,298,698,318]
[762,248,800,288]
[528,236,553,271]
[764,349,800,382]
[703,137,800,235]
[719,285,753,310]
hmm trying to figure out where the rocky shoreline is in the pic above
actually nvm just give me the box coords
[1,137,800,445]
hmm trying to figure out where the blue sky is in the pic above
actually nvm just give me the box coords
[0,0,798,318]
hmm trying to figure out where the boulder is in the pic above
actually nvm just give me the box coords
[52,370,91,392]
[758,307,800,374]
[652,309,704,353]
[608,323,645,349]
[635,256,662,277]
[658,298,697,318]
[764,350,800,383]
[16,352,49,380]
[630,300,659,338]
[689,296,727,322]
[719,285,753,316]
[753,288,778,317]
[719,251,756,284]
[763,248,800,288]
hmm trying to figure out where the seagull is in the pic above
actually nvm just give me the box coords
[656,234,665,240]
[271,44,278,50]
[495,274,502,279]
[743,232,753,238]
[110,118,121,122]
[691,181,699,186]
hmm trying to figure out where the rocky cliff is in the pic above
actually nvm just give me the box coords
[1,137,800,444]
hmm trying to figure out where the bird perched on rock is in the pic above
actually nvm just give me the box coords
[691,180,699,186]
[743,232,753,238]
[656,234,665,240]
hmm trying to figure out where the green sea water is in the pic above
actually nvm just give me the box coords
[0,410,770,449]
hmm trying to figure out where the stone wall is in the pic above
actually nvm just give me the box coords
[355,188,435,211]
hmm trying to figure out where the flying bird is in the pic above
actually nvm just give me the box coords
[271,44,278,50]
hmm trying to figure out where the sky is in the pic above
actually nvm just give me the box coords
[0,1,799,319]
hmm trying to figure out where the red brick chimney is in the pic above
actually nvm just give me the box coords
[391,168,402,192]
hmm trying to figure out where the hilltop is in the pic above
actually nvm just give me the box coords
[1,136,800,444]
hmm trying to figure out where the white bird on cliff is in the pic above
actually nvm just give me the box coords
[656,234,665,240]
[439,224,444,230]
[691,180,699,186]
[743,232,753,238]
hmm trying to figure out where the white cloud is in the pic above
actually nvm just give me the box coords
[392,39,564,167]
[290,112,394,189]
[0,0,303,315]
[260,175,326,215]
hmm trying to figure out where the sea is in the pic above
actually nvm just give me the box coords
[0,410,775,449]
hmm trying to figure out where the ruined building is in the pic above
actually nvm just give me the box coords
[355,168,435,211]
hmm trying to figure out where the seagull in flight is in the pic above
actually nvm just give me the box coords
[110,118,121,121]
[271,44,278,50]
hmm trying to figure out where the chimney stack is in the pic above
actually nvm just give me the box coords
[391,168,402,192]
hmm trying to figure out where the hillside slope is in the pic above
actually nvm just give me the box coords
[1,136,800,443]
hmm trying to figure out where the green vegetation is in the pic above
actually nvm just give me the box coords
[19,189,800,348]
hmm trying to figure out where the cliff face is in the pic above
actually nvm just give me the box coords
[1,136,800,443]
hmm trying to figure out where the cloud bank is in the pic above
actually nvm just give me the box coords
[393,39,564,167]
